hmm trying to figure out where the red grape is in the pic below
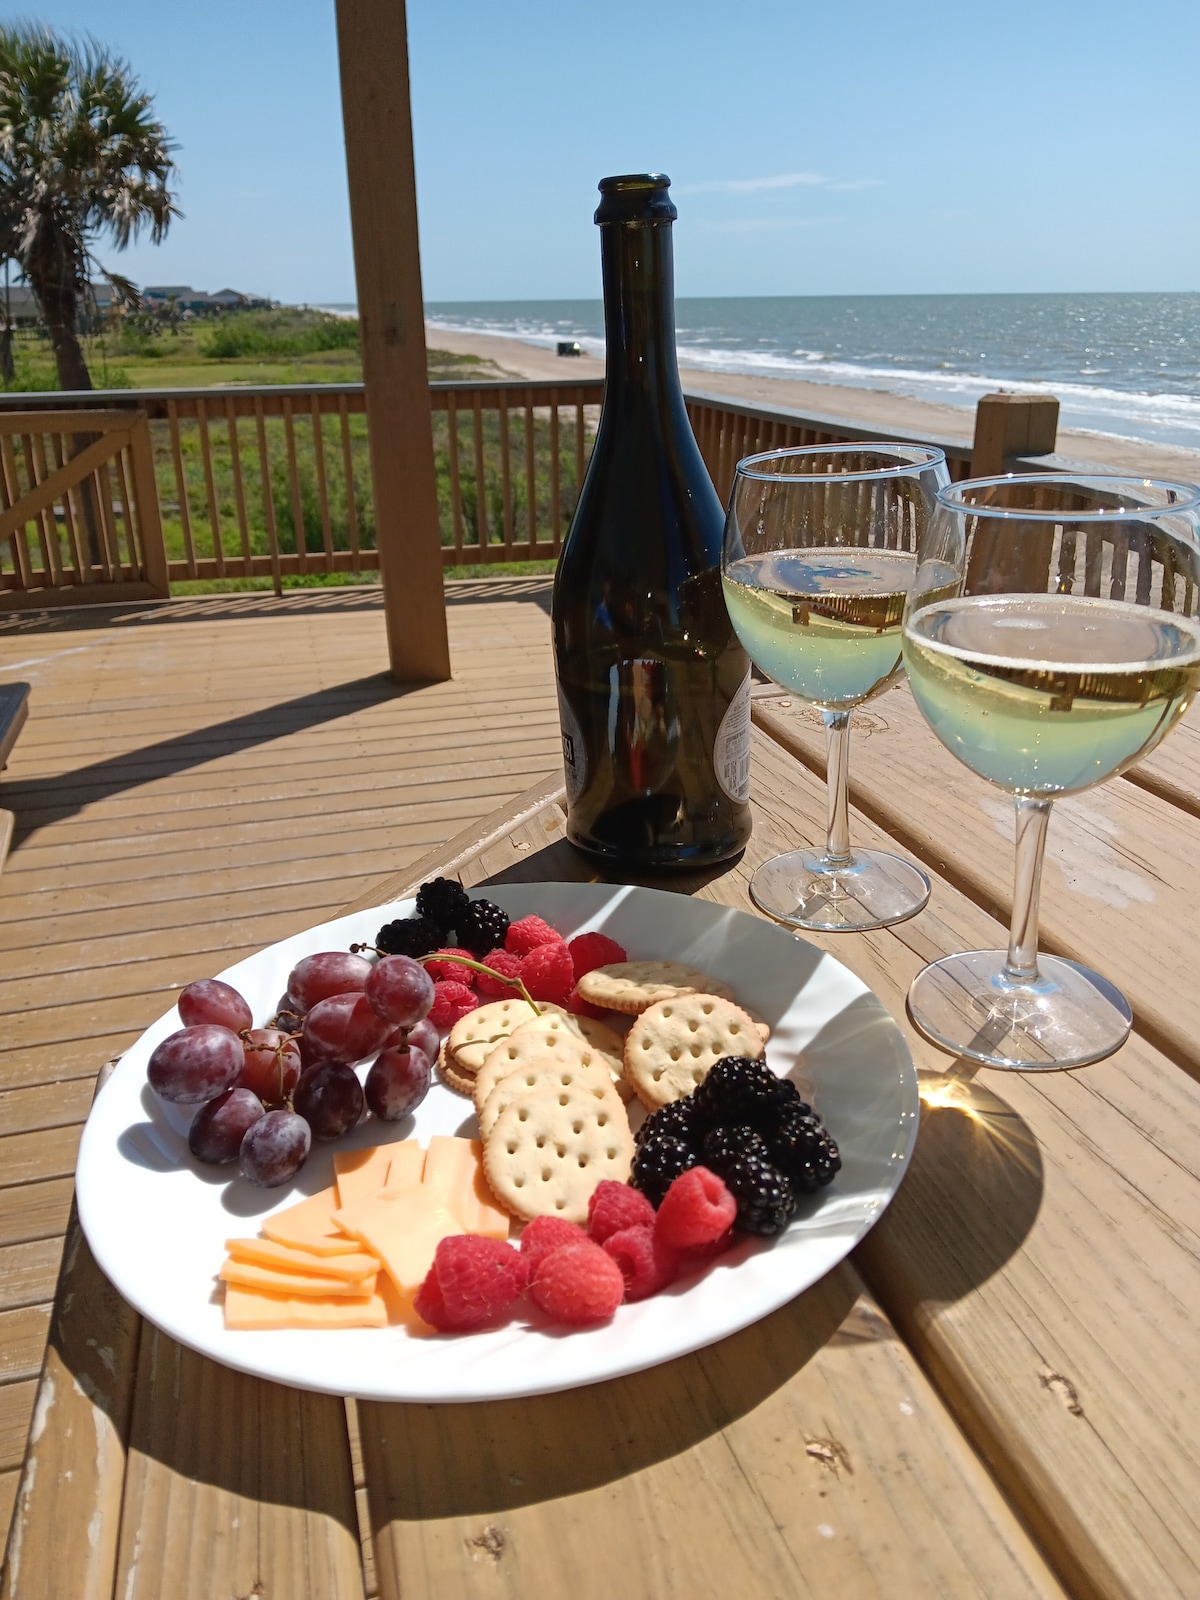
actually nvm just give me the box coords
[293,1062,364,1140]
[177,978,252,1033]
[365,1043,432,1121]
[287,952,373,1012]
[386,1016,438,1060]
[240,1110,311,1187]
[365,955,435,1028]
[237,1028,302,1108]
[189,1087,264,1164]
[148,1025,244,1104]
[300,992,390,1066]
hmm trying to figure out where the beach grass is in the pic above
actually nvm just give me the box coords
[2,309,578,589]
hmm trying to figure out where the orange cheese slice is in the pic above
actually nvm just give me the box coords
[333,1144,395,1208]
[223,1283,388,1330]
[422,1135,511,1240]
[219,1259,378,1298]
[261,1187,363,1256]
[224,1237,379,1282]
[332,1187,460,1307]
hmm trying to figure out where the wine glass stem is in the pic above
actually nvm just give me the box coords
[822,710,853,869]
[1004,796,1052,984]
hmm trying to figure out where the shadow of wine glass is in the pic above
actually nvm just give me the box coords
[855,1062,1044,1306]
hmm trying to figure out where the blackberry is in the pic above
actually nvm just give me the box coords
[724,1154,797,1236]
[693,1055,800,1132]
[457,898,511,957]
[767,1105,841,1194]
[415,876,471,936]
[635,1098,700,1150]
[376,915,443,959]
[631,1135,697,1207]
[701,1123,772,1175]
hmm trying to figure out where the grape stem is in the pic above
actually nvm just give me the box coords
[349,942,542,1014]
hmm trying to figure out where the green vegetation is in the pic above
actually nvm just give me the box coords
[0,306,504,392]
[0,306,584,594]
[0,23,176,389]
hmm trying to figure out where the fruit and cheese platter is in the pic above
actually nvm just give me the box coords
[76,880,919,1402]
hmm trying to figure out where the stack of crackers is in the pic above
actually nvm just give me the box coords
[436,962,769,1227]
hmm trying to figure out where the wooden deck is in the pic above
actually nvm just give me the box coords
[0,578,562,1549]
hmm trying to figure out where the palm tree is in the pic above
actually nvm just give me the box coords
[0,24,178,391]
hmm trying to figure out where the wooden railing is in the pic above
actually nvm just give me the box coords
[0,380,1043,606]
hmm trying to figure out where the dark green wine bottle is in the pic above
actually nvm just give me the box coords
[552,174,752,868]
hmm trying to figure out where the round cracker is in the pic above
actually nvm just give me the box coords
[479,1054,615,1138]
[447,998,562,1074]
[474,1028,591,1113]
[483,1085,633,1224]
[623,994,764,1109]
[508,1011,632,1101]
[436,1040,476,1099]
[577,961,734,1014]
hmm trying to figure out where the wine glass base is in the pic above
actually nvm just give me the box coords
[907,951,1132,1070]
[749,848,931,932]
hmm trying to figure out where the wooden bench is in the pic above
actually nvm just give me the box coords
[0,681,29,872]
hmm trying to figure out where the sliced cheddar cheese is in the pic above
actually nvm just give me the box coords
[333,1144,395,1208]
[261,1186,363,1256]
[422,1135,511,1240]
[224,1237,379,1282]
[223,1283,387,1331]
[219,1259,378,1298]
[332,1187,460,1306]
[382,1138,426,1193]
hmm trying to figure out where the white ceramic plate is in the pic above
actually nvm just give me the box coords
[76,882,918,1402]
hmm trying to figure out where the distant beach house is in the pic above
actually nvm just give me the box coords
[1,282,118,326]
[142,285,271,313]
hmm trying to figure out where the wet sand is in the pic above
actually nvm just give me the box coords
[426,324,1200,484]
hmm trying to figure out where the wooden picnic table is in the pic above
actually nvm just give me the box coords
[4,678,1200,1600]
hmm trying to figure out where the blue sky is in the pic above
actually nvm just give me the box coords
[12,0,1200,302]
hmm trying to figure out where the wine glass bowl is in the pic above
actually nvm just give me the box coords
[723,444,950,931]
[903,473,1200,1069]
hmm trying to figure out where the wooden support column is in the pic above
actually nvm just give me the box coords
[970,392,1060,477]
[335,0,451,682]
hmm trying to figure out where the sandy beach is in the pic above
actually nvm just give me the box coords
[427,324,1200,484]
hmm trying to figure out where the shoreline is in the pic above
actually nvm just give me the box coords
[425,324,1200,483]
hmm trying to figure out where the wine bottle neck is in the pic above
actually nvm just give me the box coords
[599,221,683,401]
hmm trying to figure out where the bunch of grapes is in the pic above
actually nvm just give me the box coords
[149,949,439,1188]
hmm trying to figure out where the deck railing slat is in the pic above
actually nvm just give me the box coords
[165,399,196,577]
[195,398,225,578]
[225,398,253,576]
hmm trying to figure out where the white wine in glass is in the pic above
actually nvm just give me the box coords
[903,473,1200,1069]
[723,444,950,932]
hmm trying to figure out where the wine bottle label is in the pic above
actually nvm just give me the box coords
[714,669,752,803]
[557,683,587,803]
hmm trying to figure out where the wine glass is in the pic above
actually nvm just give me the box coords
[903,473,1200,1069]
[723,443,950,931]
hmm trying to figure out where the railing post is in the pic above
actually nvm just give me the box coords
[127,414,170,597]
[970,393,1059,477]
[335,0,451,683]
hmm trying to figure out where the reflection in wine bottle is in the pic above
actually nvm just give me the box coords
[612,658,679,794]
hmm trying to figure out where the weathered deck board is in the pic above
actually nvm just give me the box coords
[0,581,561,1561]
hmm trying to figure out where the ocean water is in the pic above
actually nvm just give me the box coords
[414,294,1200,454]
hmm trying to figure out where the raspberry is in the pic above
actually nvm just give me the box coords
[602,1225,678,1301]
[519,1214,588,1269]
[529,1239,625,1325]
[654,1166,738,1250]
[518,940,575,1005]
[475,948,524,997]
[424,947,478,985]
[427,980,477,1030]
[505,915,564,958]
[413,1235,527,1331]
[567,988,607,1019]
[586,1179,656,1243]
[567,931,627,981]
[678,1227,735,1268]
